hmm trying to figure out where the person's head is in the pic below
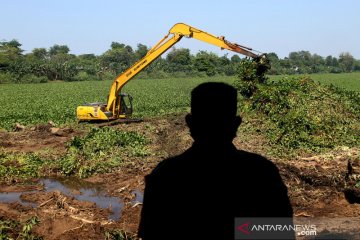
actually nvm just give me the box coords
[185,82,242,146]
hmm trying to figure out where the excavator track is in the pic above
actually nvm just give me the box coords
[97,118,143,127]
[79,118,143,128]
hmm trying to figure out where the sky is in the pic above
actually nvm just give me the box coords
[1,0,359,59]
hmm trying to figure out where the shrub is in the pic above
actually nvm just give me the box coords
[0,72,15,83]
[73,71,99,81]
[20,74,48,83]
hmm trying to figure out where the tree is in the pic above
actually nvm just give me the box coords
[49,44,70,56]
[354,60,360,71]
[111,42,125,49]
[266,52,281,74]
[234,56,269,97]
[194,51,219,76]
[75,54,100,77]
[135,43,148,60]
[31,48,48,61]
[0,39,28,82]
[325,55,333,66]
[311,54,325,73]
[339,52,355,72]
[23,48,48,78]
[46,44,77,81]
[100,42,136,74]
[230,54,241,64]
[165,48,192,73]
[0,39,23,67]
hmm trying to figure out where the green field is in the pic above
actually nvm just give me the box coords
[269,72,360,91]
[0,73,359,130]
[0,76,235,130]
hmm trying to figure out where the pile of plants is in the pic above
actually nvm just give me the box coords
[235,57,360,152]
[60,127,149,178]
[0,128,149,181]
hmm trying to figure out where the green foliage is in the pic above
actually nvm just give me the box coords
[104,229,135,240]
[69,127,148,155]
[1,38,360,84]
[19,74,48,83]
[269,72,360,92]
[0,72,13,84]
[73,71,98,81]
[238,76,360,151]
[60,128,149,178]
[0,76,233,130]
[165,48,193,73]
[339,52,355,72]
[0,128,149,180]
[0,216,42,240]
[234,55,270,97]
[235,57,359,152]
[45,53,78,81]
[0,153,46,179]
[0,74,359,131]
[193,51,219,76]
[267,51,358,74]
[49,44,70,56]
[100,43,135,75]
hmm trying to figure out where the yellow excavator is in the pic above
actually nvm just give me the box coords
[76,23,262,122]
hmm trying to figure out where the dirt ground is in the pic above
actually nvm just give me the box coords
[0,114,359,239]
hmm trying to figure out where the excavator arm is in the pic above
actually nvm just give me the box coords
[77,23,260,121]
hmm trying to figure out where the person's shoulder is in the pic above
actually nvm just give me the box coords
[149,151,190,177]
[234,150,278,169]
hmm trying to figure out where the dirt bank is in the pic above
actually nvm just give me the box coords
[0,115,359,239]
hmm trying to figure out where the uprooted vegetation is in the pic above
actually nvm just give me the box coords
[235,58,360,153]
[0,127,149,181]
[60,127,149,178]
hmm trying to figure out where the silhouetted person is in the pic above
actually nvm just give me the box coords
[138,82,293,240]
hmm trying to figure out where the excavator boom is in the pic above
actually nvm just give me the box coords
[169,23,258,58]
[76,23,261,121]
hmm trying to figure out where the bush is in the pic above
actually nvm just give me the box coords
[147,70,170,79]
[0,72,14,83]
[74,71,99,81]
[20,74,48,83]
[101,71,116,81]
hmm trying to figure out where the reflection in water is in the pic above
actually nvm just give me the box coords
[0,178,127,221]
[132,189,144,204]
[40,178,124,221]
[0,192,36,207]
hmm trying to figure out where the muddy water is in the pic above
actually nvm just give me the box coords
[0,192,36,206]
[0,178,128,221]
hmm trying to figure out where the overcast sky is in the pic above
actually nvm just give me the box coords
[1,0,359,58]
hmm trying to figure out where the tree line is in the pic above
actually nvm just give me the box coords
[1,39,359,83]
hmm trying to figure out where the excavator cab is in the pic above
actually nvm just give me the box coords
[118,93,133,116]
[76,92,133,121]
